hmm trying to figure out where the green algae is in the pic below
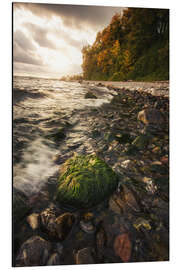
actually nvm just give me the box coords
[56,154,119,208]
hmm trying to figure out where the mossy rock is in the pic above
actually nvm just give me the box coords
[84,92,97,99]
[56,154,119,209]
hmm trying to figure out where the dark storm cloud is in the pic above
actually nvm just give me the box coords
[24,22,57,50]
[14,3,122,30]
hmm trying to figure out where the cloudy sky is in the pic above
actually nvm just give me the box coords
[13,2,122,78]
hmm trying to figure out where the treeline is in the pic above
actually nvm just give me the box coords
[60,74,83,82]
[81,8,169,81]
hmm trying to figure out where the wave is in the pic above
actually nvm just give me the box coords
[13,88,46,104]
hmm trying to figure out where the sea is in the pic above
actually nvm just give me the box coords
[13,76,116,196]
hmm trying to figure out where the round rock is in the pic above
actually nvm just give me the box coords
[16,236,52,267]
[56,154,118,209]
[137,108,164,126]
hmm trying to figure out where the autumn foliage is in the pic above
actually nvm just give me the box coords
[82,8,169,81]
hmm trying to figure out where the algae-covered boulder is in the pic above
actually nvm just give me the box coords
[56,154,118,208]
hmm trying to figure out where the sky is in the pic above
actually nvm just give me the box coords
[13,2,123,78]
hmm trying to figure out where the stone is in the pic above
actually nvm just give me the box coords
[55,212,76,241]
[27,213,39,230]
[142,177,157,194]
[84,92,97,99]
[114,233,132,262]
[13,188,30,225]
[40,208,57,238]
[75,247,95,264]
[95,221,107,261]
[56,154,119,209]
[109,185,140,214]
[40,209,75,241]
[80,220,95,234]
[133,217,151,231]
[15,236,52,267]
[132,134,149,150]
[115,133,132,144]
[47,253,61,265]
[109,194,125,214]
[46,127,66,143]
[138,108,164,126]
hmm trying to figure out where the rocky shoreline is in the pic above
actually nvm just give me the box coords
[13,82,169,266]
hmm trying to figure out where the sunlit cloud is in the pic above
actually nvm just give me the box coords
[13,3,122,78]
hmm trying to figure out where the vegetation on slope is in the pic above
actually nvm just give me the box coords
[81,8,169,81]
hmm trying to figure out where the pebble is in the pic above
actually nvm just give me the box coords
[80,220,95,234]
[75,247,95,264]
[133,217,151,231]
[47,253,61,266]
[26,213,39,230]
[114,233,132,262]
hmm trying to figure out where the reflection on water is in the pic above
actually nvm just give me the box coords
[13,76,115,196]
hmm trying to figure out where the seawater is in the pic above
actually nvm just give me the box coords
[13,76,116,196]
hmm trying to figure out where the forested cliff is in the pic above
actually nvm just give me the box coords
[81,8,169,81]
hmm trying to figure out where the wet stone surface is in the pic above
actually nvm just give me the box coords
[13,83,169,265]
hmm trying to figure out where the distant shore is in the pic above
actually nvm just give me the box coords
[82,80,169,98]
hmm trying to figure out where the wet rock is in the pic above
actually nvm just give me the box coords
[83,212,94,221]
[133,217,151,231]
[46,127,66,143]
[95,221,107,261]
[40,207,57,238]
[125,187,140,212]
[40,209,75,241]
[55,212,76,241]
[47,253,62,265]
[16,236,52,267]
[113,233,132,262]
[55,243,64,255]
[109,194,125,214]
[120,159,131,169]
[138,108,164,126]
[111,184,140,213]
[115,133,132,144]
[13,188,30,225]
[56,153,119,209]
[84,91,97,99]
[142,177,157,194]
[26,213,39,230]
[80,220,95,234]
[132,134,150,150]
[75,247,95,264]
[161,156,169,165]
[28,190,49,207]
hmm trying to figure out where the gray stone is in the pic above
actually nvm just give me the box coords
[138,108,164,126]
[16,236,52,267]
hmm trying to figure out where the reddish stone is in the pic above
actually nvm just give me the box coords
[113,233,132,262]
[161,156,169,165]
